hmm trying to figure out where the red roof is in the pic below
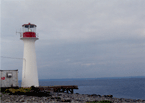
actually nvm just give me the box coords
[22,23,37,27]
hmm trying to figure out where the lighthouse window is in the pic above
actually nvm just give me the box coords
[24,28,29,32]
[30,25,34,28]
[28,28,32,32]
[25,25,29,28]
[22,25,36,32]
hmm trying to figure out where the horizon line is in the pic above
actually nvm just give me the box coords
[18,76,145,81]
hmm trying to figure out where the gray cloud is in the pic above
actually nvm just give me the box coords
[1,0,145,80]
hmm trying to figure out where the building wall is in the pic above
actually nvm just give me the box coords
[0,70,18,87]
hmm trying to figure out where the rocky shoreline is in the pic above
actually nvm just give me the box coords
[0,91,145,103]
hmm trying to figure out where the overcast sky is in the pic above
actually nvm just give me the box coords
[1,0,145,80]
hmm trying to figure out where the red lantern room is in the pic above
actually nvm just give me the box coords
[22,23,37,38]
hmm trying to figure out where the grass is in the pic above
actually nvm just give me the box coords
[2,87,51,97]
[4,87,32,94]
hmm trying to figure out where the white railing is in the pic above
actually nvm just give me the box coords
[20,33,23,38]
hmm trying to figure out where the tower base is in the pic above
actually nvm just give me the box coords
[21,37,39,87]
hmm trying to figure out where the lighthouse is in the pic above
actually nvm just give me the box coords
[20,23,39,87]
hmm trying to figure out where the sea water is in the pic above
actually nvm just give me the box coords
[18,78,145,100]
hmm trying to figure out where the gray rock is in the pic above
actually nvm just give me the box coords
[1,91,145,103]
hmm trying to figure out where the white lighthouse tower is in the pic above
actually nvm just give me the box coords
[20,23,39,87]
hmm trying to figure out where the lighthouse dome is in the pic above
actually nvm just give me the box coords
[22,23,37,38]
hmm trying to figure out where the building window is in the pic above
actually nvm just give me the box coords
[7,72,12,78]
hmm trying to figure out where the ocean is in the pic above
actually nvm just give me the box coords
[19,77,145,100]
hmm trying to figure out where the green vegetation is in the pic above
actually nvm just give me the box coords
[86,100,112,103]
[5,87,32,94]
[2,87,50,96]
